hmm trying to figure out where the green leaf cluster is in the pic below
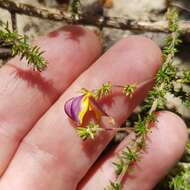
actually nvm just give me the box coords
[70,0,81,19]
[95,82,112,99]
[168,165,190,190]
[105,182,121,190]
[0,21,47,71]
[106,7,190,189]
[77,122,101,140]
[122,84,136,97]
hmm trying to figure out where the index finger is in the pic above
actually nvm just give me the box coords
[0,25,101,174]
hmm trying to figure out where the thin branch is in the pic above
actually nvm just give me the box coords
[0,48,12,59]
[1,0,190,34]
[171,2,190,13]
[0,21,48,71]
[10,11,17,31]
[0,0,72,22]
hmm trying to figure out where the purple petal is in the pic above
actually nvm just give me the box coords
[65,94,109,125]
[70,95,84,124]
[64,97,74,119]
[64,95,85,125]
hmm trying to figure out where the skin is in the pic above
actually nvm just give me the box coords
[0,26,187,190]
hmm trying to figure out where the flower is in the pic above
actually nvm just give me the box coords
[64,91,108,126]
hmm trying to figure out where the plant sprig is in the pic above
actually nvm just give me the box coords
[95,82,112,99]
[169,167,190,190]
[123,84,136,97]
[70,0,81,20]
[105,7,187,190]
[0,21,47,71]
[77,122,101,140]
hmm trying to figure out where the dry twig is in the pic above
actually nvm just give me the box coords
[10,11,17,31]
[0,48,12,59]
[1,0,190,34]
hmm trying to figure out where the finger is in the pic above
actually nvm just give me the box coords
[0,36,162,190]
[78,111,188,190]
[0,26,101,174]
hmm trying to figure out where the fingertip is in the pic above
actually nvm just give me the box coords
[117,35,162,75]
[155,111,188,160]
[123,35,162,61]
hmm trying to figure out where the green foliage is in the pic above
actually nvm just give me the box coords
[94,82,137,99]
[156,63,177,85]
[184,100,190,108]
[183,142,190,162]
[186,143,190,155]
[121,147,138,162]
[0,21,47,71]
[169,166,190,190]
[106,7,190,189]
[113,146,139,177]
[77,122,101,140]
[143,85,167,111]
[122,84,136,97]
[143,7,182,113]
[68,7,190,190]
[70,0,81,19]
[76,82,137,141]
[95,82,112,99]
[163,8,181,58]
[134,115,150,137]
[181,69,190,84]
[105,182,121,190]
[113,159,126,176]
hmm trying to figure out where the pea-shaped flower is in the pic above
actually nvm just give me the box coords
[64,91,108,126]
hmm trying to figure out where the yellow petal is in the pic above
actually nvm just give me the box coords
[79,94,90,125]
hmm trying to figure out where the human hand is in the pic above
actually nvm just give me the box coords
[0,26,187,190]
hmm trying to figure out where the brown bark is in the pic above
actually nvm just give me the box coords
[0,0,190,34]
